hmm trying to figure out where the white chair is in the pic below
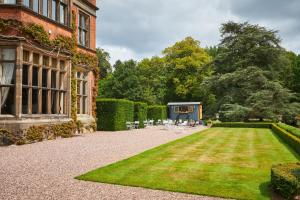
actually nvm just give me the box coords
[126,122,133,130]
[134,121,139,129]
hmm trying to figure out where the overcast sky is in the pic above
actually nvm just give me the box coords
[95,0,300,64]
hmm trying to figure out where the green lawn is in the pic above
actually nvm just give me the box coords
[76,128,299,199]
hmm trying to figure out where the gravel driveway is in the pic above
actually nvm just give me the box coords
[0,126,224,200]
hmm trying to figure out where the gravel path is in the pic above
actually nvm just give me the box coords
[0,126,224,200]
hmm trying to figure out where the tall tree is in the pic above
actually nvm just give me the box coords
[96,48,112,79]
[163,37,212,102]
[206,21,300,122]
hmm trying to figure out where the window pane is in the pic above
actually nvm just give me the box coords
[0,86,14,114]
[59,92,64,114]
[43,0,48,17]
[2,49,15,60]
[43,56,49,66]
[60,60,65,70]
[2,0,16,4]
[42,68,48,87]
[52,58,57,68]
[77,80,81,95]
[23,0,29,7]
[32,89,39,114]
[59,73,65,90]
[77,96,81,114]
[33,53,39,64]
[0,63,15,85]
[51,91,57,114]
[23,50,29,62]
[33,0,39,13]
[42,89,48,114]
[32,67,39,86]
[22,65,29,85]
[52,0,56,21]
[22,88,28,114]
[82,31,86,46]
[83,81,87,95]
[83,96,87,114]
[51,70,56,89]
[60,3,65,24]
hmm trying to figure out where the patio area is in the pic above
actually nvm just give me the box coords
[0,126,223,200]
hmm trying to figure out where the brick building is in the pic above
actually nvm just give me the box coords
[0,0,98,131]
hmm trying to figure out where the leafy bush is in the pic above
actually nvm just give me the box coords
[272,124,300,155]
[212,122,272,128]
[148,105,167,123]
[25,126,44,142]
[134,102,148,128]
[271,163,300,199]
[0,129,16,146]
[96,98,134,131]
[278,123,300,138]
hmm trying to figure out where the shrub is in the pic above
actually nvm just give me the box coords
[0,129,16,146]
[134,102,148,128]
[271,163,300,199]
[277,123,300,138]
[148,105,167,123]
[272,124,300,155]
[25,126,44,142]
[96,98,134,131]
[212,122,272,128]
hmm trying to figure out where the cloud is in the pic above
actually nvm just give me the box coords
[96,0,300,63]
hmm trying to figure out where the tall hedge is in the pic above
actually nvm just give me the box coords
[148,105,167,123]
[96,98,134,131]
[134,102,148,128]
[212,122,272,128]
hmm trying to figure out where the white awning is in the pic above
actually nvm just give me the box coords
[167,102,201,106]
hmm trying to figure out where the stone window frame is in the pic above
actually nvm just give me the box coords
[0,43,71,119]
[21,49,68,116]
[78,11,90,47]
[76,71,89,115]
[0,47,16,115]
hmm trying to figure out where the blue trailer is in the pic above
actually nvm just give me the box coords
[167,102,202,122]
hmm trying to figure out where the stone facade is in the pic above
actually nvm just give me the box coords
[0,0,98,132]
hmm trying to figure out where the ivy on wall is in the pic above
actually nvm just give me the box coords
[0,16,99,120]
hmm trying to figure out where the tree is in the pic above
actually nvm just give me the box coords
[206,21,300,122]
[137,56,167,104]
[162,37,212,102]
[96,48,112,79]
[99,60,144,101]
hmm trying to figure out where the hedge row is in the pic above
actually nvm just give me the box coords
[277,123,300,138]
[96,98,134,131]
[211,122,272,128]
[271,124,300,155]
[148,105,167,123]
[271,163,300,199]
[134,102,148,129]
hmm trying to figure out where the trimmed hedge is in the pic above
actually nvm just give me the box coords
[134,102,148,128]
[211,122,272,128]
[148,105,167,123]
[271,163,300,199]
[96,98,134,131]
[272,124,300,155]
[278,123,300,138]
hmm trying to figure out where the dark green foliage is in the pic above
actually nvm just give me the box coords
[0,129,16,146]
[271,163,300,199]
[278,123,300,138]
[134,102,148,128]
[96,48,112,79]
[147,105,167,123]
[212,122,272,128]
[272,124,300,155]
[96,98,134,131]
